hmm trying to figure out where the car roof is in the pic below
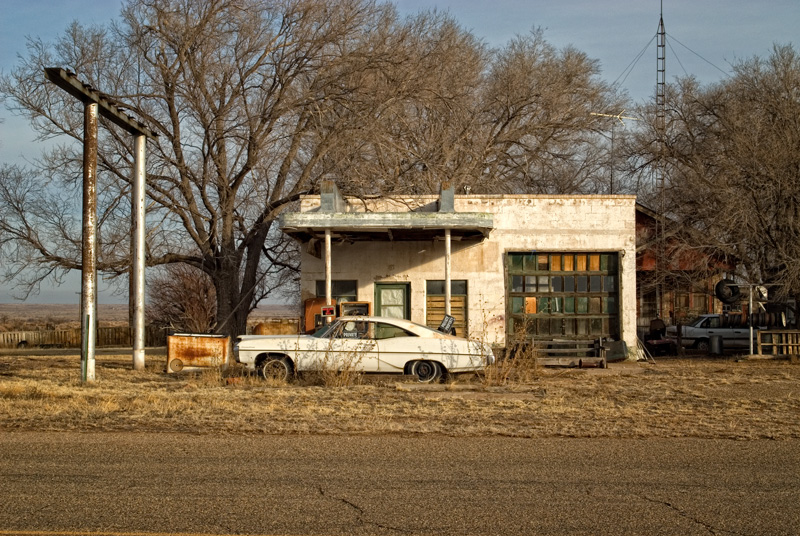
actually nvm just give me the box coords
[335,315,457,338]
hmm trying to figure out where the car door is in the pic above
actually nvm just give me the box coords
[373,321,422,372]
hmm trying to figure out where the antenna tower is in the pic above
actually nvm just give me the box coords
[655,4,667,318]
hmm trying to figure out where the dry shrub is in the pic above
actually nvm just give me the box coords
[147,263,217,333]
[482,336,541,386]
[302,350,364,387]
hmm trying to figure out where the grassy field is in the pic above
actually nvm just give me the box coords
[1,352,798,439]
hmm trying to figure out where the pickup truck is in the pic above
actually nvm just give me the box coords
[666,314,756,351]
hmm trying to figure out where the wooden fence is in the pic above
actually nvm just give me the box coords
[0,326,167,349]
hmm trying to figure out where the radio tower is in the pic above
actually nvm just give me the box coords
[656,3,667,318]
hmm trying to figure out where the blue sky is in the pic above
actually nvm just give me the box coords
[1,0,798,303]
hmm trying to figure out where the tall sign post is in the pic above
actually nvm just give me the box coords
[132,134,147,370]
[81,101,99,381]
[44,68,158,379]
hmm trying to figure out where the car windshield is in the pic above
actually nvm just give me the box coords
[688,316,708,327]
[311,324,334,338]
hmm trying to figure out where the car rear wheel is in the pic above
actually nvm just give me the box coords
[260,356,293,382]
[410,360,442,383]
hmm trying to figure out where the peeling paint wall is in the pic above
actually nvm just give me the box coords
[296,194,637,353]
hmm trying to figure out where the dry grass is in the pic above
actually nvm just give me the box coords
[0,353,799,439]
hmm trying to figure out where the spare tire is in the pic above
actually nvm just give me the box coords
[715,279,741,304]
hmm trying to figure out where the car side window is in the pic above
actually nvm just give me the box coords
[374,323,415,340]
[337,320,370,339]
[707,317,720,328]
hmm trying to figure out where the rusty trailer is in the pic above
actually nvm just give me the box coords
[167,333,230,373]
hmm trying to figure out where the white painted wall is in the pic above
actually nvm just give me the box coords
[296,194,637,355]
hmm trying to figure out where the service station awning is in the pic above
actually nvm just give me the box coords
[280,181,493,243]
[280,211,494,243]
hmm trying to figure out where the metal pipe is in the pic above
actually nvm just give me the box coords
[81,102,98,382]
[132,134,146,371]
[445,229,451,317]
[749,287,754,356]
[325,229,332,307]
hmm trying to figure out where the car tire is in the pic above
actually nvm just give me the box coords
[410,360,442,383]
[260,356,293,382]
[715,279,741,304]
[694,339,710,352]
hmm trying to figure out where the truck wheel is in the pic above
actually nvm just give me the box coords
[695,339,710,352]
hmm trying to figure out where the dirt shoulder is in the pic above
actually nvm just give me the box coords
[0,352,798,439]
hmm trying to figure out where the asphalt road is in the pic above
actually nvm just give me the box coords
[1,433,798,535]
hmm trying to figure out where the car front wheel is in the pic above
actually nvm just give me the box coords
[410,360,442,383]
[260,356,293,382]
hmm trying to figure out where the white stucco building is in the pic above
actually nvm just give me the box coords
[281,182,637,357]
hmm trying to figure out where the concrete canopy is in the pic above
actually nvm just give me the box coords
[280,211,494,242]
[280,182,493,243]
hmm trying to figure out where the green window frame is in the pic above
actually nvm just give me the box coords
[507,252,620,340]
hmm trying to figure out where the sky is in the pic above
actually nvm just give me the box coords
[1,0,798,303]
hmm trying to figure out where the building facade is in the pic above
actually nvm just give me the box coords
[281,182,637,356]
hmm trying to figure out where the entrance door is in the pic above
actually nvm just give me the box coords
[374,283,410,319]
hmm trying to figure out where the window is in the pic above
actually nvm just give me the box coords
[315,280,357,303]
[426,280,468,336]
[507,252,619,340]
[375,323,415,340]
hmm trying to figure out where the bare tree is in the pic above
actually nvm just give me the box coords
[627,44,800,324]
[327,27,627,195]
[1,1,625,337]
[147,263,217,333]
[0,0,476,335]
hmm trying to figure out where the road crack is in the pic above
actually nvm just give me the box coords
[642,495,746,536]
[318,486,412,534]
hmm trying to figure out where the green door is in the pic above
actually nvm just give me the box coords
[374,283,410,319]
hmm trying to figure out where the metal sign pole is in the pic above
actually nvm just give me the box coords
[132,134,147,370]
[81,102,99,382]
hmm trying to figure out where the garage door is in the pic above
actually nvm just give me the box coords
[506,252,619,341]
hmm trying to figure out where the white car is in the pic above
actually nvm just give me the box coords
[234,316,495,382]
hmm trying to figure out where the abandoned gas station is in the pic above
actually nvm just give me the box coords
[280,182,638,357]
